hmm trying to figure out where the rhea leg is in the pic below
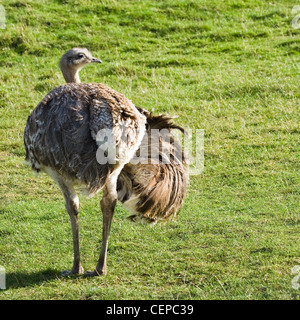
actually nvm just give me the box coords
[96,185,117,275]
[56,179,84,276]
[86,169,120,276]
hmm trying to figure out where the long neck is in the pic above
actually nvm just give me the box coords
[61,67,81,84]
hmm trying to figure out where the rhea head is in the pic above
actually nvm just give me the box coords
[59,48,102,84]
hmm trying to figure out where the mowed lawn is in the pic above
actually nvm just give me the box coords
[0,0,299,299]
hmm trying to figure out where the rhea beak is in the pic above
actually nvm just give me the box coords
[91,57,102,63]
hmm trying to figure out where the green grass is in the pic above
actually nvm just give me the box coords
[0,0,299,299]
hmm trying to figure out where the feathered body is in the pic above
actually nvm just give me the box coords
[25,83,146,195]
[25,83,188,223]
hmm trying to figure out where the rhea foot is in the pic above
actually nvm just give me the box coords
[61,265,84,277]
[84,269,106,277]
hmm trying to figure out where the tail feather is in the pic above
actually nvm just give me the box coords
[117,108,188,224]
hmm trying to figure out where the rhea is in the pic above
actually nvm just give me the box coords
[24,48,188,276]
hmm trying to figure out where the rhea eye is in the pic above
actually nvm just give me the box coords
[77,53,84,59]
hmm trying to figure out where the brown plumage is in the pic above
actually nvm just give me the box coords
[24,48,188,276]
[118,107,188,223]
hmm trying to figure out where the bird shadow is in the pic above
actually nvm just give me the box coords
[5,269,75,289]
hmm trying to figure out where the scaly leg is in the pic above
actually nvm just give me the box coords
[86,168,121,276]
[56,178,84,276]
